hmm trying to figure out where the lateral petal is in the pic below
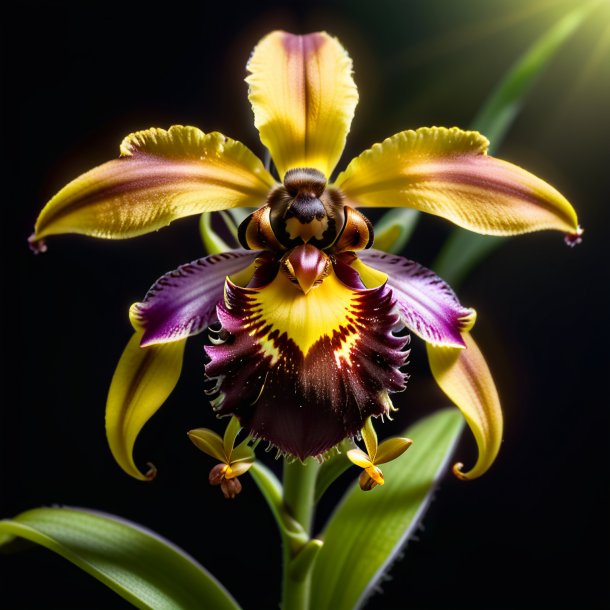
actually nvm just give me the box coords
[31,126,275,246]
[335,127,579,237]
[247,31,358,180]
[426,332,503,479]
[131,250,258,347]
[358,250,476,347]
[106,325,186,480]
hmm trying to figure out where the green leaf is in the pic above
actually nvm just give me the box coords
[434,4,593,287]
[472,6,595,150]
[372,208,419,254]
[433,231,502,288]
[310,409,464,610]
[0,507,240,610]
[223,416,242,458]
[314,450,353,504]
[199,212,232,255]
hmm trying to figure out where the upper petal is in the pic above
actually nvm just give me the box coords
[246,31,358,180]
[132,250,258,347]
[335,126,579,237]
[31,126,275,246]
[357,249,476,348]
[426,332,503,479]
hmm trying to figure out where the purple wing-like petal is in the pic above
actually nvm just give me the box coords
[359,249,475,348]
[132,250,258,346]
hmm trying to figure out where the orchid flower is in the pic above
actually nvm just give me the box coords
[29,31,580,485]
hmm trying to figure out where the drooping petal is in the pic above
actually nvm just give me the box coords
[187,428,227,463]
[358,249,476,348]
[374,437,413,465]
[246,31,359,180]
[346,448,374,469]
[205,263,409,459]
[426,332,502,479]
[335,127,580,237]
[131,250,258,347]
[31,126,275,246]
[106,323,186,480]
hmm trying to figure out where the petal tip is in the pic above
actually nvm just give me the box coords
[564,225,584,247]
[459,308,477,333]
[145,462,158,481]
[28,233,47,254]
[452,461,469,480]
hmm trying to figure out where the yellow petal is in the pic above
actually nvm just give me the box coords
[106,323,186,480]
[246,31,358,180]
[375,437,413,465]
[335,127,579,236]
[225,460,254,479]
[360,417,378,462]
[346,448,374,469]
[364,465,385,486]
[187,428,227,463]
[349,256,388,288]
[32,126,275,245]
[426,332,503,479]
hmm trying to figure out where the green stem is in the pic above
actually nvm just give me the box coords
[281,458,320,610]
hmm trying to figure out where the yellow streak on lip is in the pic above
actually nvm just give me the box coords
[334,331,359,368]
[246,268,359,356]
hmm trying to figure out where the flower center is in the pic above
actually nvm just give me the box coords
[238,167,374,255]
[268,168,344,249]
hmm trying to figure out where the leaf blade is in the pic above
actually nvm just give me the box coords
[434,5,592,286]
[0,507,240,610]
[310,409,463,610]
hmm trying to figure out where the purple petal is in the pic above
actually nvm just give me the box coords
[205,262,409,459]
[132,250,258,346]
[359,249,475,348]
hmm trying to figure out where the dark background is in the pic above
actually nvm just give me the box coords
[3,0,609,608]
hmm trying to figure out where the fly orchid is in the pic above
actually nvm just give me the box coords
[29,30,580,485]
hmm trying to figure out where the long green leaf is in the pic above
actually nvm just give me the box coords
[314,450,352,504]
[372,208,419,254]
[0,507,240,610]
[472,5,595,149]
[434,4,593,287]
[199,212,232,255]
[310,409,463,610]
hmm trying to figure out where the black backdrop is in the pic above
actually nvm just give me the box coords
[3,1,609,608]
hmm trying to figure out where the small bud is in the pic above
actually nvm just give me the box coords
[359,466,384,491]
[359,470,377,491]
[220,477,243,499]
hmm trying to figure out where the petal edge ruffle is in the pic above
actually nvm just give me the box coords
[32,126,275,245]
[335,126,579,236]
